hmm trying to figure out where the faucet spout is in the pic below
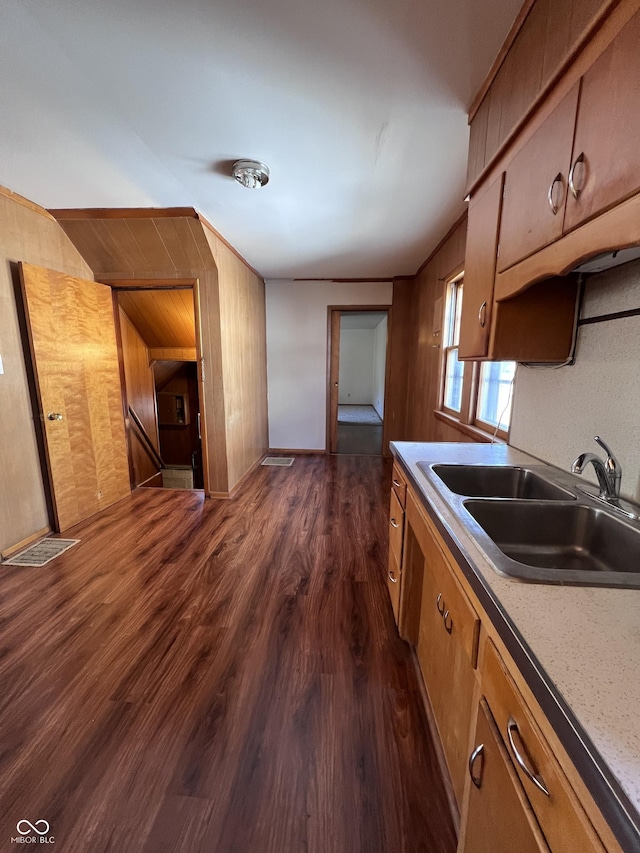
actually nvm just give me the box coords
[571,437,622,501]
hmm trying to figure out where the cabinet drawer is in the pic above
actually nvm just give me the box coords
[389,488,404,568]
[391,464,407,508]
[482,639,605,853]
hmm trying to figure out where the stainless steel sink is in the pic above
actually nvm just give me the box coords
[426,464,575,501]
[463,500,640,588]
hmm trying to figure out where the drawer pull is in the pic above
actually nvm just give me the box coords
[568,152,585,200]
[390,518,400,529]
[436,593,445,615]
[443,609,453,634]
[468,743,485,788]
[547,172,563,215]
[507,717,550,797]
[392,478,402,488]
[388,570,398,584]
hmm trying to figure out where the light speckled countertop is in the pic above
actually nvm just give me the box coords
[390,441,640,851]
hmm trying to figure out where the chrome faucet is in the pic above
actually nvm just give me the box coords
[571,436,622,501]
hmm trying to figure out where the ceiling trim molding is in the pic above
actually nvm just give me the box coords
[0,184,55,221]
[49,206,198,220]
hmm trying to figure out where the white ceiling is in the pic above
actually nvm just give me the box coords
[0,0,521,279]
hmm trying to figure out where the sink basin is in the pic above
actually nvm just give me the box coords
[464,500,640,587]
[426,464,575,501]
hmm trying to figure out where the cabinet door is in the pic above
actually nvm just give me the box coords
[459,173,504,360]
[416,524,479,807]
[564,10,640,231]
[387,489,405,625]
[461,698,550,853]
[497,84,579,272]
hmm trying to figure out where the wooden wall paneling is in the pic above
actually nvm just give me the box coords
[383,280,413,445]
[202,232,268,492]
[117,290,196,349]
[148,347,198,362]
[0,189,96,553]
[118,307,160,487]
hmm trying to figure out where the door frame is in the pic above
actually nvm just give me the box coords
[326,305,391,454]
[106,278,210,494]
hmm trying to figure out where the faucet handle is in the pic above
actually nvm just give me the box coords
[594,435,622,492]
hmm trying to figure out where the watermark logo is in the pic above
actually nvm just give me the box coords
[17,822,49,836]
[11,820,54,844]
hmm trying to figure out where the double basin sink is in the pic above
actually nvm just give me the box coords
[418,463,640,588]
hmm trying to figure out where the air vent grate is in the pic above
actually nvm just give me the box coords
[261,457,295,467]
[4,538,80,567]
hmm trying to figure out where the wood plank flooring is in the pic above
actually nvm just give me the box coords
[0,454,456,853]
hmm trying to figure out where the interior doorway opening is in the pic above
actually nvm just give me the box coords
[113,282,207,492]
[328,308,389,455]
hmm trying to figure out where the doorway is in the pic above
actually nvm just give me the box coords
[112,282,208,492]
[327,308,389,455]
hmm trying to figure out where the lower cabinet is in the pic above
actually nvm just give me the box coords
[461,697,550,853]
[386,464,407,626]
[396,479,615,852]
[406,491,480,809]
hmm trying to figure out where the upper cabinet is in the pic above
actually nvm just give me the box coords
[460,1,640,360]
[497,85,579,272]
[564,10,640,231]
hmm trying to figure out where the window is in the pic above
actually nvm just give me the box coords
[439,273,515,439]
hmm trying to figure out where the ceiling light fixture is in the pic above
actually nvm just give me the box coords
[232,159,270,189]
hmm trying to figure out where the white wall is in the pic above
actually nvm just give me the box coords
[265,280,392,450]
[510,260,640,500]
[372,315,387,417]
[339,328,375,404]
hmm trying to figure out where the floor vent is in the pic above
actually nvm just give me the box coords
[261,457,295,467]
[4,538,80,567]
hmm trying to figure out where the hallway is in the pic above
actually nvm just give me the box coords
[0,455,455,852]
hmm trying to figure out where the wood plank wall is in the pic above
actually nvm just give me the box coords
[0,188,95,554]
[200,228,269,491]
[405,215,473,443]
[53,211,269,495]
[118,307,161,487]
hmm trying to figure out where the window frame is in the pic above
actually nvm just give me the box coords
[437,268,513,442]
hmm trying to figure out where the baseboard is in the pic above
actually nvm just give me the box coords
[409,645,460,834]
[208,491,232,500]
[207,450,270,501]
[2,526,51,560]
[267,448,326,455]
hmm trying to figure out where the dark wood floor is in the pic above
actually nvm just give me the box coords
[336,423,383,455]
[0,455,456,853]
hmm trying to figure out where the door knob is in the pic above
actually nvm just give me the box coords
[334,382,338,387]
[47,412,63,421]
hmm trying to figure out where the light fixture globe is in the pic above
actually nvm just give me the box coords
[232,159,270,189]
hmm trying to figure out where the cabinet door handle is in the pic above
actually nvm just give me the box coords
[568,152,585,200]
[390,518,399,529]
[547,172,563,215]
[506,717,550,797]
[443,609,453,634]
[436,593,445,615]
[388,570,398,584]
[392,478,402,488]
[478,301,487,328]
[468,743,485,788]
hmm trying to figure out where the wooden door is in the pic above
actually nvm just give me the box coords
[19,263,131,531]
[458,173,504,360]
[460,698,550,853]
[327,310,341,453]
[497,84,579,273]
[564,10,640,231]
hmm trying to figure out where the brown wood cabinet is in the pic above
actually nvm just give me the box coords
[479,639,605,853]
[396,474,621,852]
[460,698,550,853]
[564,9,640,231]
[386,463,407,625]
[405,492,480,809]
